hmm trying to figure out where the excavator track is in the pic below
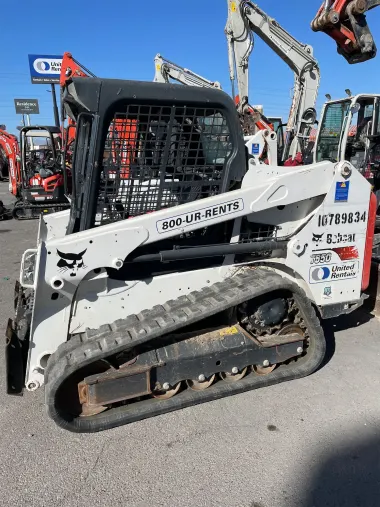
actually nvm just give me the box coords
[45,268,325,433]
[12,202,70,220]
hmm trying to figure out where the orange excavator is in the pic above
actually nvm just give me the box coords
[0,126,20,195]
[61,52,139,185]
[11,125,71,219]
[312,0,380,64]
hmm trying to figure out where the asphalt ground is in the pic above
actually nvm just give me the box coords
[0,180,379,507]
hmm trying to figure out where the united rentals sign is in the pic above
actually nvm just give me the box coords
[28,54,63,84]
[14,99,40,115]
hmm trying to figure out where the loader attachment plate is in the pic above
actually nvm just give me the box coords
[5,319,24,395]
[6,281,32,395]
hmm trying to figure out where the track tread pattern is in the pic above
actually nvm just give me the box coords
[45,268,325,433]
[12,202,70,220]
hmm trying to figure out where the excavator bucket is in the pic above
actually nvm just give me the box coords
[311,0,380,64]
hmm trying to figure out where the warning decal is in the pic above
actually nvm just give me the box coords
[252,143,260,155]
[334,181,350,202]
[156,198,244,234]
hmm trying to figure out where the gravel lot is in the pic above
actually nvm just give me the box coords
[0,180,379,507]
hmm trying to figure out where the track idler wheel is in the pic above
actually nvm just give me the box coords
[153,381,181,400]
[219,366,248,383]
[186,374,216,391]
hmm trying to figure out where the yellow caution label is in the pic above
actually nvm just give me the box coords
[340,182,346,188]
[231,1,236,12]
[220,326,239,336]
[156,64,161,71]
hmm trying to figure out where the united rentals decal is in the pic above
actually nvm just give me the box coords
[309,261,359,284]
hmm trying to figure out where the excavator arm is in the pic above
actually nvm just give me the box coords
[312,0,380,64]
[59,52,95,86]
[154,54,221,89]
[153,53,277,164]
[225,0,320,160]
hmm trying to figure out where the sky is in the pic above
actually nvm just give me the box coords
[1,0,380,134]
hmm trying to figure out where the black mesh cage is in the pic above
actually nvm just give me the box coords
[95,104,233,225]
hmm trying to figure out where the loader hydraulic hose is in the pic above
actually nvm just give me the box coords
[130,240,288,264]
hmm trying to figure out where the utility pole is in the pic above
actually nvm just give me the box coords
[51,84,60,127]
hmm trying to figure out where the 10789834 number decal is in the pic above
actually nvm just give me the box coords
[310,252,332,265]
[318,211,366,227]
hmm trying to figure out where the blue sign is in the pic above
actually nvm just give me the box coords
[252,143,260,155]
[28,54,63,84]
[334,181,350,202]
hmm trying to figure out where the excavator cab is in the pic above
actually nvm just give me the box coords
[312,0,380,64]
[12,126,70,219]
[315,94,380,164]
[314,94,380,215]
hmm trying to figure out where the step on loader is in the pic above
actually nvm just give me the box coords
[5,77,376,433]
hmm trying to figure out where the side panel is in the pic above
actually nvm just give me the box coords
[286,167,371,305]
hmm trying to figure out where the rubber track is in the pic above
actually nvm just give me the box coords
[45,268,326,433]
[13,203,70,220]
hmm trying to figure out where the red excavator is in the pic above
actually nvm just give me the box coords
[12,126,71,219]
[0,126,20,194]
[60,52,139,184]
[312,0,380,63]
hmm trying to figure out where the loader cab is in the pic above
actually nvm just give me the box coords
[64,78,246,234]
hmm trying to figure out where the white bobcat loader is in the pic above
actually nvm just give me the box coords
[6,76,376,433]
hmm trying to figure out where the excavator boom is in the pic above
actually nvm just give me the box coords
[312,0,380,64]
[154,54,221,89]
[225,0,320,160]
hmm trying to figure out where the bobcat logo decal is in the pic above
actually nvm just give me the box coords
[312,233,324,243]
[57,249,87,277]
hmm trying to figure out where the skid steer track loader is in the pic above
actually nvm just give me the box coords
[6,77,376,433]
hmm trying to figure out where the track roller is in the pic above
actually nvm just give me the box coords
[153,381,182,400]
[186,374,216,391]
[219,367,248,382]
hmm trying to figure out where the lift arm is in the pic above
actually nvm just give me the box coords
[225,0,320,160]
[312,0,380,64]
[154,54,221,89]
